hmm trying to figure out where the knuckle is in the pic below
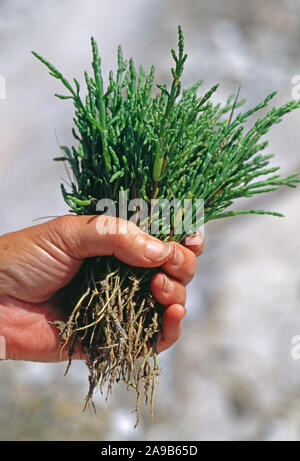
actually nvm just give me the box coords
[54,215,75,233]
[51,215,80,256]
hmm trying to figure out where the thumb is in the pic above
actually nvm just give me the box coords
[41,215,171,268]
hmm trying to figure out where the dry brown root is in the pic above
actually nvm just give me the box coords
[54,255,163,427]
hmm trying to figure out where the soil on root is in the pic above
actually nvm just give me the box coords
[54,255,163,427]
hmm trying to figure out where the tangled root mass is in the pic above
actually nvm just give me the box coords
[54,256,163,427]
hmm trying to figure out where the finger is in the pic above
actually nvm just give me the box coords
[43,215,172,268]
[162,242,196,286]
[183,231,205,256]
[156,303,185,354]
[0,296,84,362]
[151,273,186,306]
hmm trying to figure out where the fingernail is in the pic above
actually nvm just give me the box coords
[171,244,184,265]
[162,274,172,293]
[185,232,203,246]
[183,307,187,317]
[144,241,171,262]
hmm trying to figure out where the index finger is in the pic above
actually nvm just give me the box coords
[162,242,197,286]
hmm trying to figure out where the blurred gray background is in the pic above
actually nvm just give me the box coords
[1,0,300,441]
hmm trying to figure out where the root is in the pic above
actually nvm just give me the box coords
[55,256,162,426]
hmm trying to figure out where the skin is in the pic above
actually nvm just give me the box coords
[0,215,204,362]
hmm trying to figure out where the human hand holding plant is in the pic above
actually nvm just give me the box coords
[0,215,203,362]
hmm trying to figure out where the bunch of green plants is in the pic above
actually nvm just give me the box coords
[33,26,300,425]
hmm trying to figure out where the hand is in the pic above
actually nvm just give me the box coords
[0,215,204,362]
